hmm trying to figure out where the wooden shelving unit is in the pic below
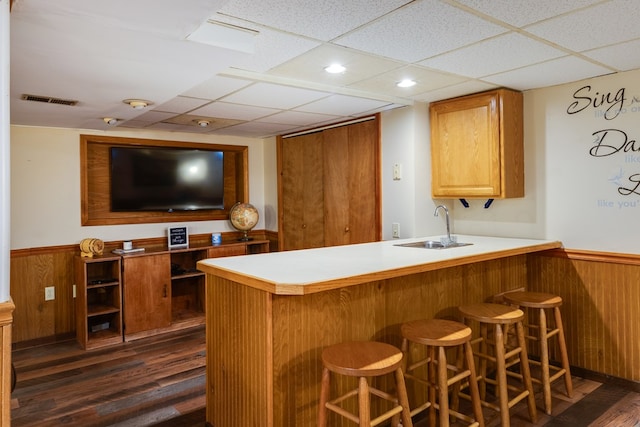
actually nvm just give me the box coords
[75,255,123,349]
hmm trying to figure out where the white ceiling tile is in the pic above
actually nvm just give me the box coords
[419,32,566,78]
[213,121,298,137]
[349,65,467,96]
[483,56,614,90]
[256,110,343,126]
[221,82,330,109]
[455,0,604,27]
[297,94,391,116]
[211,13,321,73]
[129,111,179,123]
[526,0,640,51]
[413,80,498,103]
[11,0,639,136]
[181,75,253,100]
[153,96,211,113]
[218,0,413,41]
[192,101,280,120]
[268,44,404,86]
[583,39,640,72]
[335,0,507,62]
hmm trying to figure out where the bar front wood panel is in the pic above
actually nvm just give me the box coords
[206,275,271,425]
[205,255,527,426]
[527,250,640,382]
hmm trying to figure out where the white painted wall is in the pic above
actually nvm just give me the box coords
[381,68,640,254]
[9,126,269,249]
[10,68,640,254]
[380,103,449,241]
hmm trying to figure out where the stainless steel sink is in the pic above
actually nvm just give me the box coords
[394,240,473,249]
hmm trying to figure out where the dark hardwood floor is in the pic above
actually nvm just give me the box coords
[10,326,640,426]
[11,326,206,427]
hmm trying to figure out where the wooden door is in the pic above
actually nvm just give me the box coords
[279,132,325,251]
[430,91,501,197]
[122,253,172,336]
[323,120,379,246]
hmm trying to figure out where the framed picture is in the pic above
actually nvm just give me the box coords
[168,226,189,249]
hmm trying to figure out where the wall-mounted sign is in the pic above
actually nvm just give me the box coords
[168,226,189,249]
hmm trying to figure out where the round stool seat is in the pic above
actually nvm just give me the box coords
[459,303,524,324]
[318,341,413,426]
[401,318,472,347]
[322,341,403,377]
[503,291,562,308]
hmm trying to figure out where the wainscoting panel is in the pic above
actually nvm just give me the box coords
[527,250,640,382]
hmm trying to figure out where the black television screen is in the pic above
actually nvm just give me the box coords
[110,146,224,212]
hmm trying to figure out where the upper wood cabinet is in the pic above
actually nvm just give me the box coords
[278,116,381,251]
[429,88,524,199]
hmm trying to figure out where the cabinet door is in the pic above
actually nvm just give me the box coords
[122,254,172,335]
[430,91,501,197]
[324,120,379,246]
[279,132,325,250]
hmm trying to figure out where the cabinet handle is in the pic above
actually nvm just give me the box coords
[344,226,350,232]
[163,284,168,298]
[302,224,307,229]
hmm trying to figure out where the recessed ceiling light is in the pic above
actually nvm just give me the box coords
[196,119,210,128]
[103,117,118,125]
[324,64,346,74]
[123,99,151,109]
[396,79,417,88]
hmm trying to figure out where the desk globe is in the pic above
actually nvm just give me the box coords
[229,202,259,241]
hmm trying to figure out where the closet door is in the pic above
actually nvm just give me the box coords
[279,131,325,251]
[323,120,379,246]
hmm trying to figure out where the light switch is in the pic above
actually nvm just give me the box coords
[393,163,402,180]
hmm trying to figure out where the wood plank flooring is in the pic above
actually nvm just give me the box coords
[10,325,640,426]
[11,326,206,427]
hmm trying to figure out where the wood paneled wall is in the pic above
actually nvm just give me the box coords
[527,249,640,382]
[10,230,277,345]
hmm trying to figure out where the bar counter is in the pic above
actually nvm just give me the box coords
[197,235,561,426]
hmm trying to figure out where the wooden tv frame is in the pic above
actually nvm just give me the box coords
[80,134,248,226]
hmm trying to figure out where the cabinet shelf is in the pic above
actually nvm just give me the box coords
[171,271,205,280]
[87,304,120,317]
[87,280,119,289]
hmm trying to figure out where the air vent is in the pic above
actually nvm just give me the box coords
[21,94,78,106]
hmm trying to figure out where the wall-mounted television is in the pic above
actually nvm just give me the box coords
[110,146,224,212]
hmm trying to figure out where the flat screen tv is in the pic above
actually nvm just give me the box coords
[110,146,224,212]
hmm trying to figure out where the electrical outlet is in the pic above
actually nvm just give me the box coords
[45,286,55,301]
[392,223,400,238]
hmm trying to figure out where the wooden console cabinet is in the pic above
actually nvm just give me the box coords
[75,240,269,348]
[121,240,269,341]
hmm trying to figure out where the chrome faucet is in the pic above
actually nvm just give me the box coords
[434,205,453,246]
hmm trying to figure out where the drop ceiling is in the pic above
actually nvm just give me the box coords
[9,0,640,138]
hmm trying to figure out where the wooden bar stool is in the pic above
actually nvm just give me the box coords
[458,303,537,427]
[503,291,573,415]
[318,341,413,427]
[401,319,484,427]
